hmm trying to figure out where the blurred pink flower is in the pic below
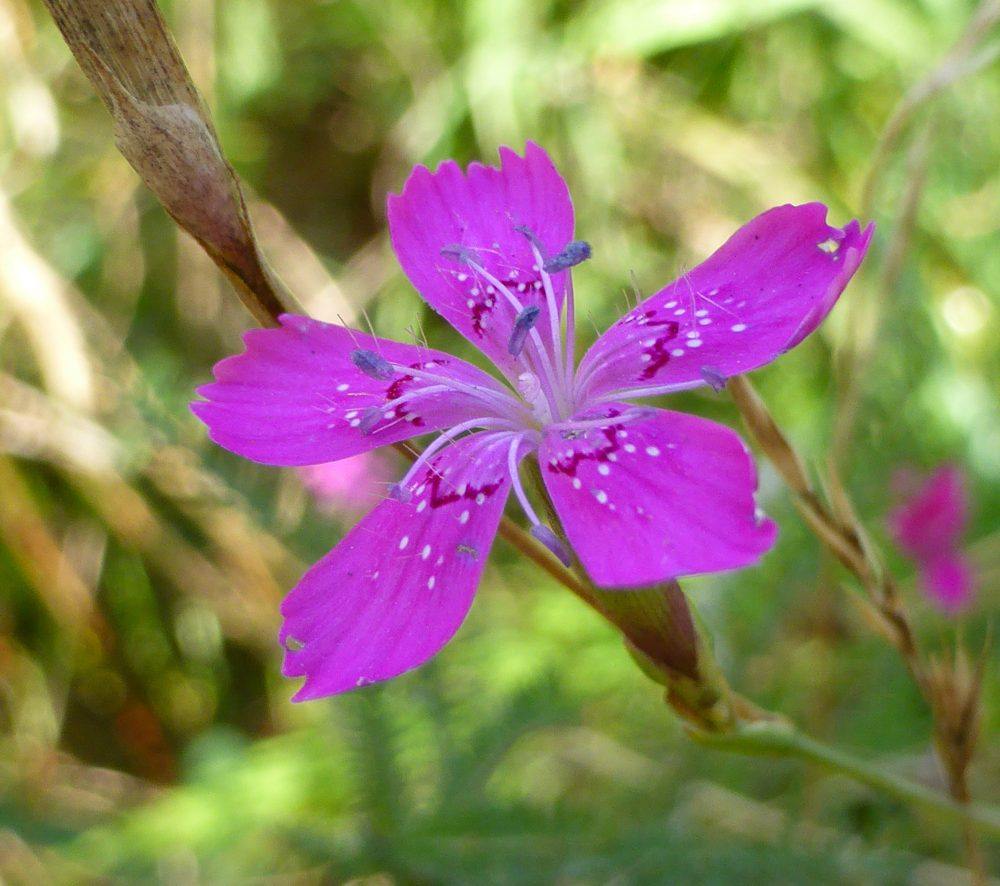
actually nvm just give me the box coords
[888,465,975,613]
[298,453,393,514]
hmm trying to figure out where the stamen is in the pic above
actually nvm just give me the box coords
[564,274,577,390]
[358,406,384,434]
[385,362,527,420]
[700,365,727,392]
[441,244,476,264]
[597,379,705,401]
[353,384,450,435]
[523,239,573,414]
[514,225,544,251]
[530,524,572,567]
[544,240,591,273]
[351,348,394,380]
[460,258,563,421]
[548,408,654,435]
[506,435,545,529]
[508,305,541,357]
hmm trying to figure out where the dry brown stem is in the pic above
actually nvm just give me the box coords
[730,373,990,879]
[733,375,927,676]
[41,0,298,326]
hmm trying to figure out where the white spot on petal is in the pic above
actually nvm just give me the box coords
[399,535,409,550]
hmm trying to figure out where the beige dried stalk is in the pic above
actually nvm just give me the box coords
[730,374,990,878]
[730,376,923,672]
[41,0,297,327]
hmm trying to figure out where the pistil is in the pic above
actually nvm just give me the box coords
[505,434,569,565]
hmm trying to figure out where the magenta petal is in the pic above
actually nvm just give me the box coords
[888,465,967,559]
[579,204,873,398]
[191,314,506,466]
[920,553,974,613]
[540,404,776,587]
[280,431,513,699]
[388,142,574,375]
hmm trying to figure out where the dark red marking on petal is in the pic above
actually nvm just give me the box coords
[638,318,680,381]
[546,409,627,478]
[465,272,544,338]
[372,359,453,430]
[424,468,503,509]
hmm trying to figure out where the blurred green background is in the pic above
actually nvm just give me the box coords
[1,0,998,882]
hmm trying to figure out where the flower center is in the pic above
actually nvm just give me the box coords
[516,371,550,424]
[441,227,593,425]
[351,226,627,568]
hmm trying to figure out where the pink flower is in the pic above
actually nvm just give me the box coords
[298,454,393,515]
[888,466,975,613]
[192,143,872,699]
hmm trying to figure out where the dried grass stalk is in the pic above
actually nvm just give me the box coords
[42,0,296,326]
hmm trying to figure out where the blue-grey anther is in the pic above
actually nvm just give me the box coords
[530,524,572,567]
[441,243,475,264]
[351,348,394,380]
[543,240,591,273]
[699,365,727,393]
[389,483,412,503]
[507,305,541,356]
[514,224,544,251]
[358,406,384,434]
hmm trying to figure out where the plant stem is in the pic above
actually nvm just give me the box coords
[691,721,1000,839]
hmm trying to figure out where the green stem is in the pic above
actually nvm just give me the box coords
[690,720,1000,839]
